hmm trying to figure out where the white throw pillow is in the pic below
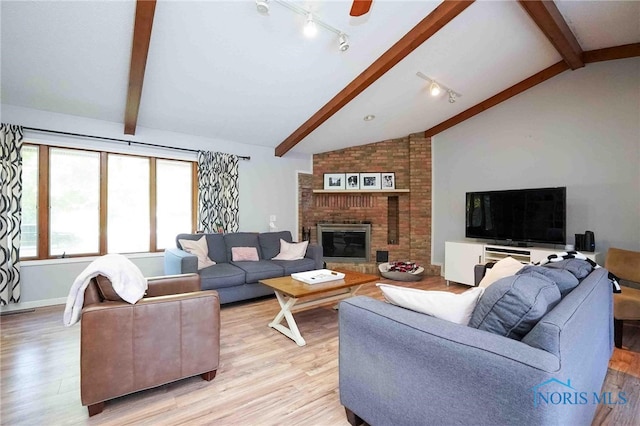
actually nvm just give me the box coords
[478,256,524,288]
[376,283,484,325]
[178,236,216,270]
[272,239,309,261]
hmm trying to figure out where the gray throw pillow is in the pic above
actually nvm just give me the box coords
[543,259,593,280]
[468,274,561,340]
[517,265,580,297]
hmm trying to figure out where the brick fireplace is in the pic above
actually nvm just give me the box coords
[298,133,440,276]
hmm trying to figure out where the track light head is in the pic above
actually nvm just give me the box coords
[338,34,349,52]
[256,0,269,15]
[429,81,441,97]
[303,13,318,38]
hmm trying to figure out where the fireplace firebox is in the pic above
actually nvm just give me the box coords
[317,223,371,263]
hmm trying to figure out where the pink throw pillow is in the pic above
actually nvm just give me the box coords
[232,246,259,261]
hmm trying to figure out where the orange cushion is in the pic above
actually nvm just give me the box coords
[614,286,640,321]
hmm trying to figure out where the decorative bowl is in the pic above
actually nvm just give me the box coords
[378,262,424,282]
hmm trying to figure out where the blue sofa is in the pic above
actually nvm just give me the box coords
[164,231,323,304]
[338,266,614,425]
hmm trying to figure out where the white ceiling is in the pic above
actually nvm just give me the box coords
[1,0,639,156]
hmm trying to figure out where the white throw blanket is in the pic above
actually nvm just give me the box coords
[63,254,148,327]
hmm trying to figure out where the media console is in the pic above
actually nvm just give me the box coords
[444,241,599,286]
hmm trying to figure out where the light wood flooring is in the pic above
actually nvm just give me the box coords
[1,276,638,425]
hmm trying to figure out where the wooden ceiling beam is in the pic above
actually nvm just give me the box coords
[424,61,569,137]
[424,42,639,138]
[274,0,475,157]
[583,43,640,64]
[124,0,157,135]
[518,0,583,70]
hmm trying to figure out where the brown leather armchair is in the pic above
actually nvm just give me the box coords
[80,273,220,416]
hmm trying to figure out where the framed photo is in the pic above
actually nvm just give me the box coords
[381,172,395,190]
[323,173,345,190]
[360,172,381,190]
[346,173,360,190]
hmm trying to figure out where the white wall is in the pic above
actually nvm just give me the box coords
[433,58,640,270]
[1,105,311,308]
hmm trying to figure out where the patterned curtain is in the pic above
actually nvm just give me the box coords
[1,124,24,305]
[197,151,239,233]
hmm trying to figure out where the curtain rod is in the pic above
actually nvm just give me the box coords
[22,126,251,160]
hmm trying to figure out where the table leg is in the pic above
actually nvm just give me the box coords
[268,291,306,346]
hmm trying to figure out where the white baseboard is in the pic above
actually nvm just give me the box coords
[0,297,66,313]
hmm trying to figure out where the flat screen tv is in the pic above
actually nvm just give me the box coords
[465,187,566,245]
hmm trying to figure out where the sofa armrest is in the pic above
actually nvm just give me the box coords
[305,243,324,269]
[339,296,561,425]
[145,273,201,297]
[164,248,198,275]
[80,290,220,406]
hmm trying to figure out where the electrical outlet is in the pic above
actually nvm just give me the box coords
[269,215,276,222]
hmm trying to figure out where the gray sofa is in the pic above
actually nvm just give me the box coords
[339,265,614,425]
[164,231,323,304]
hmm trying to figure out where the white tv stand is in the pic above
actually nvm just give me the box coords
[445,241,598,286]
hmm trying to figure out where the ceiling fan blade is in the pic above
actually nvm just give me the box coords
[350,0,372,17]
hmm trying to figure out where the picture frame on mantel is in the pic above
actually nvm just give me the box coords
[346,173,360,189]
[361,172,381,190]
[324,173,345,190]
[381,172,395,190]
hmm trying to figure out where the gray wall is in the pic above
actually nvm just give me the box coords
[433,58,640,269]
[1,105,311,308]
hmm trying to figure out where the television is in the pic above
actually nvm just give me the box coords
[465,187,566,246]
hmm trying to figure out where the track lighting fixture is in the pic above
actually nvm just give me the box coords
[257,0,349,52]
[416,72,461,104]
[303,13,318,38]
[338,34,350,52]
[256,0,269,15]
[429,82,441,97]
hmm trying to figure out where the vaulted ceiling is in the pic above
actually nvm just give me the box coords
[1,1,639,156]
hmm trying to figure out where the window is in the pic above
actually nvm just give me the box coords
[49,148,100,256]
[20,145,39,258]
[107,154,150,253]
[18,143,196,259]
[156,159,193,250]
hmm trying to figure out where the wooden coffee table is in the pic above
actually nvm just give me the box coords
[260,269,379,346]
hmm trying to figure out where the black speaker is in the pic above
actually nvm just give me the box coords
[575,234,585,251]
[376,250,389,263]
[584,230,595,252]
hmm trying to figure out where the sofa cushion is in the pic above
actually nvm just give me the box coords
[543,258,593,280]
[272,239,309,261]
[198,263,246,290]
[259,231,293,260]
[204,233,227,263]
[231,260,284,282]
[224,233,262,260]
[469,274,561,340]
[271,258,317,275]
[178,236,216,270]
[517,264,579,297]
[377,284,484,325]
[478,256,524,288]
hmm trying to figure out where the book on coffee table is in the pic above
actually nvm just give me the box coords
[291,269,345,284]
